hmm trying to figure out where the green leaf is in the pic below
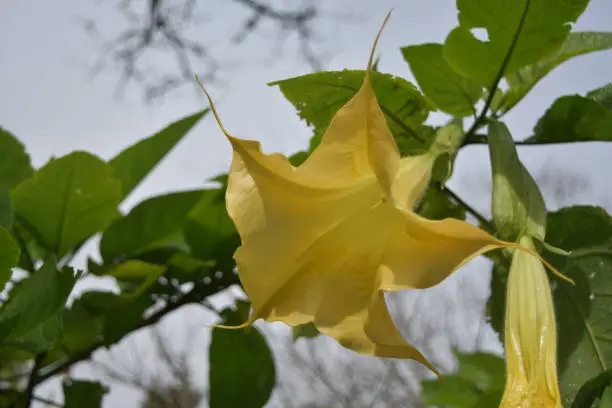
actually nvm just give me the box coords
[184,189,239,273]
[0,128,33,190]
[401,43,482,116]
[588,83,612,110]
[542,206,612,405]
[63,379,107,408]
[531,95,612,143]
[572,369,612,408]
[421,351,505,408]
[100,190,204,261]
[499,32,612,112]
[0,227,19,291]
[109,110,207,201]
[600,387,612,408]
[209,302,276,408]
[422,376,480,408]
[54,299,105,358]
[292,323,320,341]
[443,0,589,87]
[106,260,166,299]
[11,152,122,257]
[454,351,505,393]
[417,185,466,221]
[0,190,13,230]
[271,70,431,153]
[102,294,152,345]
[0,260,77,352]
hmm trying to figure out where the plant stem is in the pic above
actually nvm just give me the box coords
[22,354,45,408]
[34,274,239,385]
[440,184,496,234]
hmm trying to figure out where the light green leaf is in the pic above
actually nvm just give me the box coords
[530,95,612,143]
[498,32,612,112]
[100,190,204,261]
[63,379,107,408]
[0,260,77,352]
[109,110,207,201]
[0,128,33,190]
[402,43,482,116]
[106,260,166,300]
[209,301,276,408]
[11,152,122,257]
[443,0,589,87]
[0,227,19,292]
[588,83,612,110]
[271,70,431,152]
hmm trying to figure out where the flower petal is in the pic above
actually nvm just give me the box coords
[380,211,507,291]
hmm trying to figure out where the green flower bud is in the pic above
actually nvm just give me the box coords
[488,120,546,242]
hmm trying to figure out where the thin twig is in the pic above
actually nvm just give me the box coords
[32,395,63,408]
[440,184,496,235]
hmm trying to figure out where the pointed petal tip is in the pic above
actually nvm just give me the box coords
[367,10,393,73]
[195,76,233,141]
[204,315,257,331]
[507,241,575,286]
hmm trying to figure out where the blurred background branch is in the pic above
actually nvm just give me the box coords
[82,0,346,101]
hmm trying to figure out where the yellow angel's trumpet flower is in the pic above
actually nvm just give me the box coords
[500,235,561,408]
[197,13,570,373]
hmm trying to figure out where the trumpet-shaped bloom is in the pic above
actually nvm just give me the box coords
[199,17,517,372]
[500,236,561,408]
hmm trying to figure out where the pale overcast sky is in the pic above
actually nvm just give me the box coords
[1,0,611,407]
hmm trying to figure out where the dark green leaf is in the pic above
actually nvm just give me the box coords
[184,189,239,272]
[0,227,19,291]
[531,95,612,143]
[543,207,612,405]
[100,190,204,261]
[0,128,33,190]
[0,190,13,230]
[572,369,612,408]
[209,302,275,408]
[402,43,482,116]
[63,379,107,408]
[0,260,77,352]
[11,152,122,257]
[588,83,612,110]
[443,0,589,87]
[54,299,105,358]
[292,323,320,341]
[109,110,207,201]
[102,294,152,345]
[271,70,431,153]
[418,185,466,221]
[499,32,612,112]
